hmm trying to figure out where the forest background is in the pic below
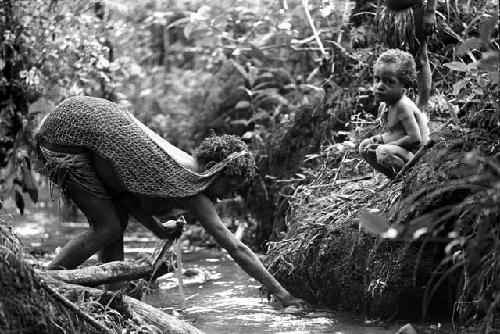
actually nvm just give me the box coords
[0,0,499,332]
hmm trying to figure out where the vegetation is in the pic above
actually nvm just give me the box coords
[1,0,498,332]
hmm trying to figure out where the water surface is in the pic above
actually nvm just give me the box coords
[9,196,397,334]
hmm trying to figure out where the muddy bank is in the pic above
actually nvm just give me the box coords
[265,127,499,323]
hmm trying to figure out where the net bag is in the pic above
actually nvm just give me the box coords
[34,96,244,198]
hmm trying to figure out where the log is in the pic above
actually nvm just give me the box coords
[40,260,173,287]
[52,280,204,334]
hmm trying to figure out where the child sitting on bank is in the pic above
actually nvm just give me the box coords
[359,49,430,179]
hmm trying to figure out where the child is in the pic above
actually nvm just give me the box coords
[359,49,430,179]
[376,0,437,114]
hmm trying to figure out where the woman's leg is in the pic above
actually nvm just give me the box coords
[46,183,123,270]
[416,41,431,114]
[413,4,432,114]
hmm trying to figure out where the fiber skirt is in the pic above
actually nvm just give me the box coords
[35,145,111,199]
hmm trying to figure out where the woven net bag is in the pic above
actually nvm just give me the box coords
[34,96,240,198]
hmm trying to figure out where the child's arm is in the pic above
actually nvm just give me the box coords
[385,106,421,148]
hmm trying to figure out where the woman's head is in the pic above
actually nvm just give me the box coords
[374,49,416,88]
[194,134,256,185]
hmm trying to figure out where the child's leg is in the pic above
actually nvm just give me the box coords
[360,138,397,177]
[359,138,379,169]
[375,144,414,178]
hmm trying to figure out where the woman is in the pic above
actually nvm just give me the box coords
[34,96,304,307]
[376,0,437,114]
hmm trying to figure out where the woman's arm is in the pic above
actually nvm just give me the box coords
[119,194,182,239]
[182,193,304,307]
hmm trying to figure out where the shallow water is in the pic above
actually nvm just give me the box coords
[9,196,397,334]
[145,248,397,334]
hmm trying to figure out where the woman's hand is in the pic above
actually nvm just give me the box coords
[155,218,184,239]
[274,291,308,308]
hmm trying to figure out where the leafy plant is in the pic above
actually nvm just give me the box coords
[443,11,499,130]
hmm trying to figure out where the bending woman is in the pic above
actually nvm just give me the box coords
[34,96,304,307]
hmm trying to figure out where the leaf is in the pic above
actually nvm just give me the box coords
[443,61,468,72]
[241,131,253,140]
[480,12,499,46]
[247,66,259,88]
[452,79,467,95]
[254,88,289,105]
[230,60,249,83]
[167,17,190,30]
[184,22,195,39]
[358,210,390,235]
[445,99,460,125]
[235,101,252,110]
[195,5,211,20]
[456,38,482,56]
[488,71,499,85]
[478,51,499,71]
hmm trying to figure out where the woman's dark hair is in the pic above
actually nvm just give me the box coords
[194,134,256,183]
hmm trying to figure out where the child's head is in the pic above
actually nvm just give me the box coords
[374,49,416,87]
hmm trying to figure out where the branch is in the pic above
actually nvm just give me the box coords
[51,281,204,334]
[301,0,327,58]
[37,278,113,333]
[40,260,174,287]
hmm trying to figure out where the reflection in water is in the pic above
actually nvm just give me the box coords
[10,197,396,334]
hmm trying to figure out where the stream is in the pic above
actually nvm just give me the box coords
[8,194,399,334]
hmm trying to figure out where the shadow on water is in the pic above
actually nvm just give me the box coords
[8,191,397,334]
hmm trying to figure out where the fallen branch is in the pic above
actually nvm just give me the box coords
[51,281,204,334]
[37,278,113,334]
[40,260,173,287]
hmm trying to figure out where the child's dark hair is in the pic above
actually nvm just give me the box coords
[375,49,417,87]
[194,134,256,183]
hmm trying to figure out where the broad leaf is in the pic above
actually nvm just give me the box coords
[478,51,499,71]
[480,12,499,45]
[456,37,482,56]
[235,101,252,110]
[444,61,468,72]
[452,79,467,95]
[359,210,390,235]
